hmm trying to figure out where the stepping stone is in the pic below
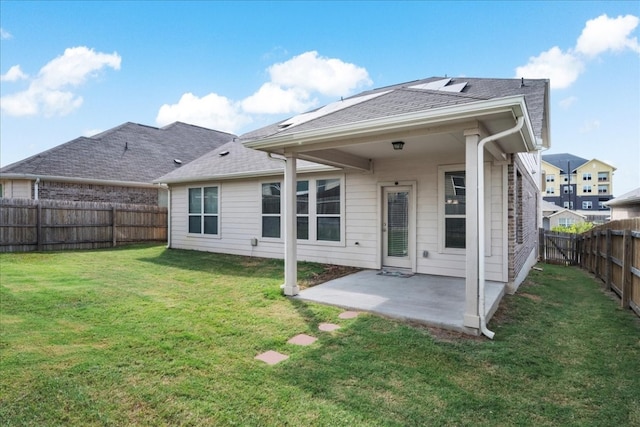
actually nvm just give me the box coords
[255,350,288,365]
[338,311,359,319]
[319,323,341,332]
[287,334,317,346]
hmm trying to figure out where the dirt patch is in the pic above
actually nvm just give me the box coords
[425,325,486,343]
[519,293,542,302]
[299,265,362,289]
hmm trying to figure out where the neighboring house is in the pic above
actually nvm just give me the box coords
[0,122,235,206]
[157,76,551,337]
[541,200,587,230]
[541,153,615,224]
[606,187,640,220]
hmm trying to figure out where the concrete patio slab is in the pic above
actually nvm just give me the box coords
[296,270,505,334]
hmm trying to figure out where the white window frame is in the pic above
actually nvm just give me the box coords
[583,185,592,193]
[261,182,282,240]
[259,176,345,246]
[582,201,593,209]
[559,217,576,227]
[598,172,609,182]
[583,173,592,181]
[546,187,555,195]
[546,174,555,183]
[187,185,220,237]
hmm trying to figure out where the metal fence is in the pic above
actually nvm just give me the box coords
[0,198,167,252]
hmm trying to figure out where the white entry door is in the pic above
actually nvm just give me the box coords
[382,186,412,269]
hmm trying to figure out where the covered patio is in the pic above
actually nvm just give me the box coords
[296,270,506,334]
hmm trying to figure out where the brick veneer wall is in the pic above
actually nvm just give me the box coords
[507,155,540,282]
[36,181,159,205]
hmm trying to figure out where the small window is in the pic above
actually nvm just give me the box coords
[598,185,608,194]
[262,183,281,238]
[598,172,609,182]
[559,218,576,227]
[563,201,574,209]
[546,187,555,195]
[583,185,592,193]
[188,186,219,235]
[582,201,592,209]
[563,186,573,194]
[583,173,592,181]
[316,179,341,242]
[444,171,466,248]
[546,174,555,183]
[297,181,309,240]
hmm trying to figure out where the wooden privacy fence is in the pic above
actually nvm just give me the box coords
[0,198,167,252]
[539,229,579,265]
[576,218,640,318]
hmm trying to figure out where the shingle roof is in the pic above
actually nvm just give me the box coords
[606,187,640,206]
[0,122,235,183]
[155,140,333,184]
[240,76,549,143]
[542,153,589,173]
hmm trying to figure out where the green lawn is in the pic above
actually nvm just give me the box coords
[1,244,639,426]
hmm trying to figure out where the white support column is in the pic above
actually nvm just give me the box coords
[464,130,480,329]
[283,152,299,296]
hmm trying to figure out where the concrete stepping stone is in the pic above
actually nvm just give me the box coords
[255,350,288,365]
[287,334,317,346]
[319,323,341,332]
[338,311,359,319]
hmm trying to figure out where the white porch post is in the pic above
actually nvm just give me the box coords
[283,151,299,296]
[464,130,480,329]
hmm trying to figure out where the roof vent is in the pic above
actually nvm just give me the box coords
[174,159,183,164]
[409,78,467,93]
[219,151,230,157]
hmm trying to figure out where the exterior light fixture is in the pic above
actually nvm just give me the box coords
[392,141,405,150]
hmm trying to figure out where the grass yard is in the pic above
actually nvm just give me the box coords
[1,244,639,426]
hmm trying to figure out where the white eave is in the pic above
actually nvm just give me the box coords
[244,95,538,153]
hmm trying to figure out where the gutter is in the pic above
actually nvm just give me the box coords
[0,173,162,189]
[477,115,525,339]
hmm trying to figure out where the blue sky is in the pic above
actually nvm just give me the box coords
[1,1,639,195]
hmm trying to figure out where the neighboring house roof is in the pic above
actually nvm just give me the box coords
[0,122,235,185]
[240,76,549,147]
[155,140,334,184]
[542,153,589,173]
[541,200,563,214]
[547,209,587,220]
[605,187,640,207]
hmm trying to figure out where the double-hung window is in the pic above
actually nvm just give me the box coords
[261,183,281,238]
[261,177,343,243]
[188,186,219,235]
[443,171,466,249]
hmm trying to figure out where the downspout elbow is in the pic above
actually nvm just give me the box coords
[477,116,525,339]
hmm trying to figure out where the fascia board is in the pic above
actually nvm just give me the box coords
[245,95,535,151]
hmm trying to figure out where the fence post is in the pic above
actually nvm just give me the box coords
[539,228,545,262]
[621,229,632,309]
[605,229,612,291]
[36,201,43,251]
[112,206,117,247]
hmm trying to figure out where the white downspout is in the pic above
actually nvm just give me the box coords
[477,116,525,339]
[166,186,171,249]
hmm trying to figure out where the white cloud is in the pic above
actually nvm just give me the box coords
[515,14,639,90]
[156,92,251,133]
[576,14,640,57]
[83,128,103,137]
[0,65,28,82]
[241,82,315,114]
[268,51,372,97]
[580,119,601,133]
[0,46,121,117]
[515,46,584,89]
[157,51,372,131]
[0,28,12,40]
[559,96,577,109]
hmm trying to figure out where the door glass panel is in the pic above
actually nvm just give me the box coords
[387,191,408,257]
